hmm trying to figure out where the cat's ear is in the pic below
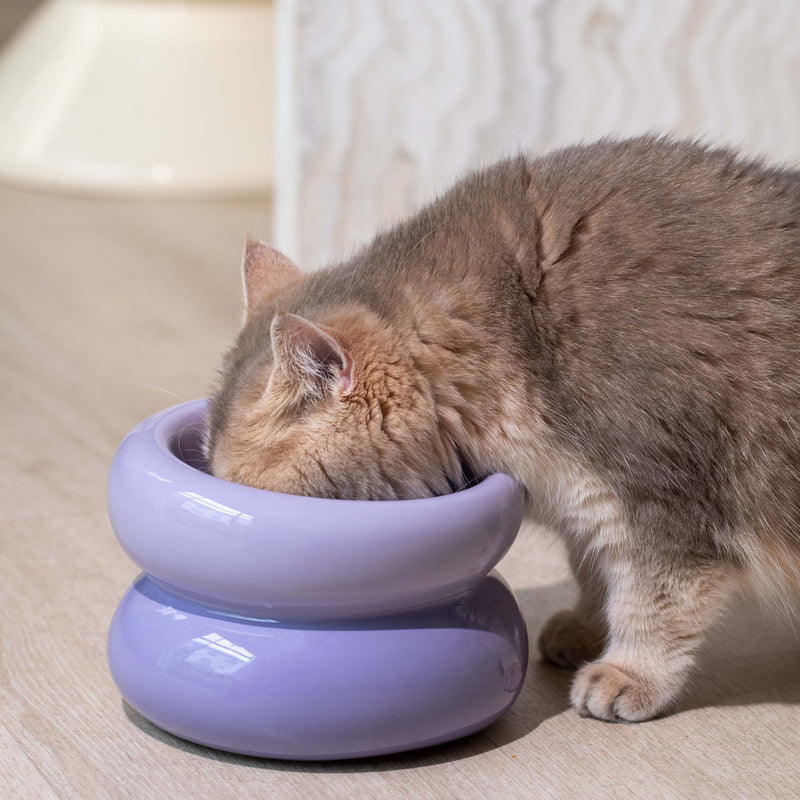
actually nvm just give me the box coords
[242,238,302,318]
[270,313,353,398]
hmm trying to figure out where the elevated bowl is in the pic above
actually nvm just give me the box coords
[106,399,529,759]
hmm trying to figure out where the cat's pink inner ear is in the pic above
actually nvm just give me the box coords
[338,352,353,393]
[242,238,302,317]
[271,313,353,395]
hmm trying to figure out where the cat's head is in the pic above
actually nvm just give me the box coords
[205,239,463,500]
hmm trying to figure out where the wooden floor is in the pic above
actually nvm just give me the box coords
[2,178,800,799]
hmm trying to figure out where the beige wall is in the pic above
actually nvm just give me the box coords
[276,0,800,268]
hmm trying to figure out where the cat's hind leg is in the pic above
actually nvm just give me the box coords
[571,550,737,722]
[538,538,607,670]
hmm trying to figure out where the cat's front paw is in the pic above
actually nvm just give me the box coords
[571,661,673,722]
[538,610,603,670]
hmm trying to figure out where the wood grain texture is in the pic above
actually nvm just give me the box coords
[276,0,800,268]
[0,184,799,798]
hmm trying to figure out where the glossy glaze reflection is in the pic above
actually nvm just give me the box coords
[108,399,526,618]
[108,573,527,760]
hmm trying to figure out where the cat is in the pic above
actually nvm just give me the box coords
[205,136,800,722]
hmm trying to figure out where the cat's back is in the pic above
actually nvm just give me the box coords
[530,136,800,268]
[530,136,800,365]
[528,138,800,560]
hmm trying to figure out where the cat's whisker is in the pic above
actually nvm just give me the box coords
[139,385,185,403]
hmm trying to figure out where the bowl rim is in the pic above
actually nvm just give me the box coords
[107,399,526,618]
[151,398,514,510]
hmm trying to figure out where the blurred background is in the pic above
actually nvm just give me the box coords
[3,0,800,267]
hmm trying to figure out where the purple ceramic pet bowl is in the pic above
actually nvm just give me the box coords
[107,399,528,760]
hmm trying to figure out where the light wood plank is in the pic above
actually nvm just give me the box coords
[0,722,60,800]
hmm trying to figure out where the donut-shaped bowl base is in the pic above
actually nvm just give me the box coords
[108,573,528,760]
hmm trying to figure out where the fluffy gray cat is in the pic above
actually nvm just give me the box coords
[206,137,800,722]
